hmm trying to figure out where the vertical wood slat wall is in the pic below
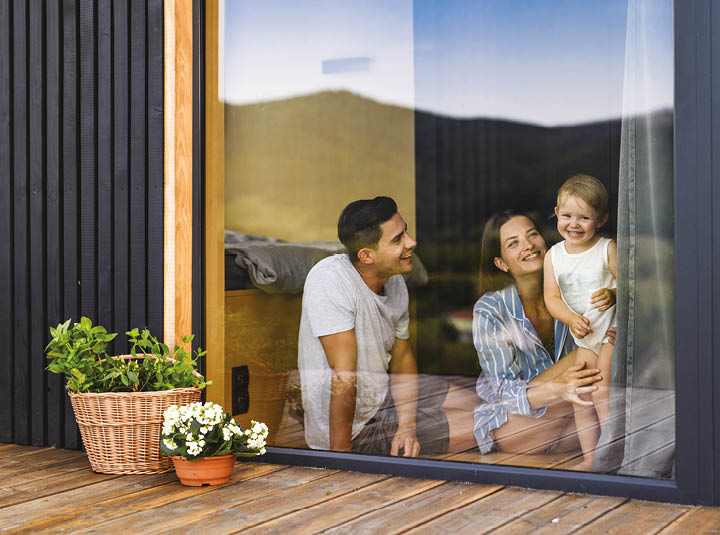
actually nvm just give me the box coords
[0,0,164,448]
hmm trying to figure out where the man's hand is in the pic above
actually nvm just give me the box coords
[390,426,421,457]
[569,314,592,339]
[591,287,616,311]
[389,338,420,456]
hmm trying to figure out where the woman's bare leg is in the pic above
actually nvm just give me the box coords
[592,342,613,432]
[492,350,581,454]
[442,384,482,452]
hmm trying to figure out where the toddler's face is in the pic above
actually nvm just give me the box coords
[555,194,606,250]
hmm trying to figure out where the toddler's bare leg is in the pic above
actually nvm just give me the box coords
[591,342,614,432]
[573,347,600,470]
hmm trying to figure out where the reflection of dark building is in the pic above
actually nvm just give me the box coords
[415,111,623,259]
[413,110,631,374]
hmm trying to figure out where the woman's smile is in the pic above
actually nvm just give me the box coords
[496,216,548,277]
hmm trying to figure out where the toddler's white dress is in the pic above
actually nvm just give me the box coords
[549,237,617,354]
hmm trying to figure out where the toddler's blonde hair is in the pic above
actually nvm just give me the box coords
[556,174,608,216]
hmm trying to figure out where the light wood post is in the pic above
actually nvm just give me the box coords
[164,0,193,348]
[204,0,226,406]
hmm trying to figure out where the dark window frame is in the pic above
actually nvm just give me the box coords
[196,0,718,505]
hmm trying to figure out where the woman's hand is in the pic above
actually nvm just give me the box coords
[569,314,592,339]
[591,288,616,311]
[555,362,601,406]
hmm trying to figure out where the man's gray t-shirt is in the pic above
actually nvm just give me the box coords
[298,254,410,451]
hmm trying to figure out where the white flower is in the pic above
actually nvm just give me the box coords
[163,439,177,450]
[252,422,265,434]
[186,433,194,441]
[222,428,233,441]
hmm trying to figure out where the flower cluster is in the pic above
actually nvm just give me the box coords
[160,402,268,460]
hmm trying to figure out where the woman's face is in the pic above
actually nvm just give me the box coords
[495,216,547,278]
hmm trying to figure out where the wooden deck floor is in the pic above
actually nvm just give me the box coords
[1,444,719,534]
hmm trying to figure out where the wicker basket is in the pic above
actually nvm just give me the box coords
[233,371,290,444]
[67,354,202,474]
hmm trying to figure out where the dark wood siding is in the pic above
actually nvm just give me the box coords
[0,0,164,448]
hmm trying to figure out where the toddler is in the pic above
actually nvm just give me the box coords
[544,174,617,471]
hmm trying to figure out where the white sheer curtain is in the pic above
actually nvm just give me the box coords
[593,0,675,478]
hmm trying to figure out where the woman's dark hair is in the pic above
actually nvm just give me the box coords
[477,209,544,296]
[338,196,398,262]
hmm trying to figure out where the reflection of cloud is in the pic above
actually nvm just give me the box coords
[322,57,373,74]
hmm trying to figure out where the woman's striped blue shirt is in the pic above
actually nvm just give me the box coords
[472,284,575,453]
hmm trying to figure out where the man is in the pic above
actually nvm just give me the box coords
[298,197,476,456]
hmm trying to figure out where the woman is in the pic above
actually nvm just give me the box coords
[473,210,610,456]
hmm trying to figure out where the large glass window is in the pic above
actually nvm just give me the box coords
[213,0,674,478]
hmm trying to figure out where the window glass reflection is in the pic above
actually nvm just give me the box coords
[219,0,675,478]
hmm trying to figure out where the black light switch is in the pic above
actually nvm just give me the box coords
[232,365,249,415]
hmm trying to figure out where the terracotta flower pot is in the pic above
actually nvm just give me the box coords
[171,454,236,486]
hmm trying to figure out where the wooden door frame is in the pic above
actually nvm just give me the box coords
[164,1,195,350]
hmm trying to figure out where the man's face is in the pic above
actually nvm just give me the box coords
[371,213,417,277]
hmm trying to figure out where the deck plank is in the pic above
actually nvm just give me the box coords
[0,449,88,478]
[21,463,285,534]
[491,493,627,534]
[2,457,93,488]
[161,468,362,533]
[658,507,720,534]
[405,486,562,534]
[0,446,84,466]
[0,468,123,509]
[238,476,460,535]
[573,500,691,534]
[319,481,502,535]
[79,467,386,534]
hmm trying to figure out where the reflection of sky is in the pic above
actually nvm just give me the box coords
[223,0,673,126]
[223,1,415,110]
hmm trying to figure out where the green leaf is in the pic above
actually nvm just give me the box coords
[120,374,129,386]
[127,371,139,384]
[80,317,92,329]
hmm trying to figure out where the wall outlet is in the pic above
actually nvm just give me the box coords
[232,365,249,415]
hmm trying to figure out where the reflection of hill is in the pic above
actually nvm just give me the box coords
[224,91,415,242]
[225,89,672,271]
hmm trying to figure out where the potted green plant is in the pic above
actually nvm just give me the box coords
[160,401,268,486]
[45,317,210,474]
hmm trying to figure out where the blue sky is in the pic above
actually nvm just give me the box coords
[221,0,672,126]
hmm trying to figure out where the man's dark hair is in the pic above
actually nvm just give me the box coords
[338,196,398,263]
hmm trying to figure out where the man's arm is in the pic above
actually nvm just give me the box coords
[389,338,421,457]
[319,329,357,452]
